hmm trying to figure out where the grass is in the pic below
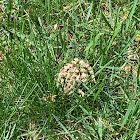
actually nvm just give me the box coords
[0,0,140,139]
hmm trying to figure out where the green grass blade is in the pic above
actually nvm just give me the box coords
[38,16,46,34]
[120,101,135,131]
[83,122,97,134]
[133,15,140,22]
[0,82,38,130]
[86,1,93,21]
[93,80,104,105]
[92,0,96,58]
[0,0,139,139]
[109,0,112,17]
[101,11,113,31]
[75,94,91,113]
[53,115,76,140]
[132,120,140,140]
[85,33,104,59]
[8,123,16,139]
[79,105,91,117]
[17,131,37,139]
[115,30,140,60]
[95,59,114,76]
[126,0,138,30]
[105,21,122,55]
[97,118,102,140]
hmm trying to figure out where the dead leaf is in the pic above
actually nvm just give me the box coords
[123,64,132,72]
[53,24,57,32]
[101,2,106,6]
[127,47,138,60]
[63,5,71,11]
[135,34,140,41]
[118,118,121,122]
[30,131,39,140]
[135,120,138,125]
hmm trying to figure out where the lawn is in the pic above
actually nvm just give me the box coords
[0,0,140,139]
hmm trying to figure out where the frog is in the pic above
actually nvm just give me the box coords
[57,58,96,96]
